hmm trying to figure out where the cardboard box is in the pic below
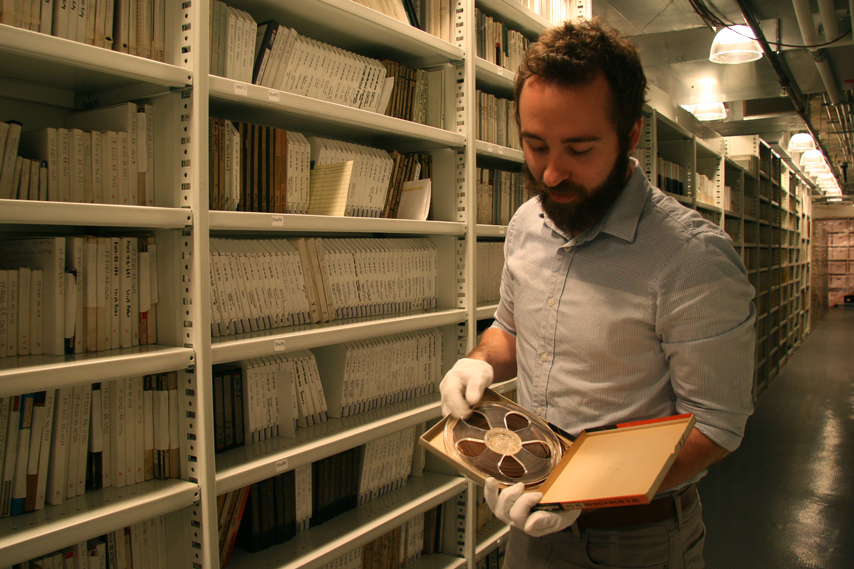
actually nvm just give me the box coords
[730,154,759,177]
[420,389,695,511]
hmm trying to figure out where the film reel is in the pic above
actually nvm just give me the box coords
[444,400,563,487]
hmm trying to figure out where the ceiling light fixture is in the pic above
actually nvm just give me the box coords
[709,25,764,64]
[787,132,816,153]
[800,149,824,168]
[688,102,727,121]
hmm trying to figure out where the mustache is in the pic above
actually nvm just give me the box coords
[524,169,585,199]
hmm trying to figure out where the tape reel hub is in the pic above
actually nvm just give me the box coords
[483,427,522,455]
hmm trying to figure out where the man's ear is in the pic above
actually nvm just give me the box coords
[626,117,643,155]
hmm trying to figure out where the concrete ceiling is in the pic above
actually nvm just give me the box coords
[592,0,854,202]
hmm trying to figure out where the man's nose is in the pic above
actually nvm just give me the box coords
[542,155,570,187]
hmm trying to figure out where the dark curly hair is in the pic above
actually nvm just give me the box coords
[514,18,647,147]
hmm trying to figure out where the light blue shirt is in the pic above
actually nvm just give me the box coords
[492,159,755,453]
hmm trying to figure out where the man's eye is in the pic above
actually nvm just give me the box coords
[530,146,548,154]
[569,148,592,156]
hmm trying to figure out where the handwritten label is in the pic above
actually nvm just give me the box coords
[275,459,289,473]
[271,214,284,227]
[497,68,505,77]
[497,147,505,155]
[487,144,493,153]
[274,339,286,352]
[234,83,248,96]
[268,90,280,103]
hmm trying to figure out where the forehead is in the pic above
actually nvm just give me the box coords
[517,75,616,137]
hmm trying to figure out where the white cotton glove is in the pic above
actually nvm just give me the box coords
[484,478,581,537]
[440,358,493,418]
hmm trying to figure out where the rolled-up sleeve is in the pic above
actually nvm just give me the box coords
[658,232,756,451]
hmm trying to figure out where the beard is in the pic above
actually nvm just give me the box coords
[525,151,631,236]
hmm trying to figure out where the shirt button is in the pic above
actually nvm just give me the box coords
[541,353,548,362]
[548,298,555,307]
[535,407,543,416]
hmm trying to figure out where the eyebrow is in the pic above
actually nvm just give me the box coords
[520,131,601,144]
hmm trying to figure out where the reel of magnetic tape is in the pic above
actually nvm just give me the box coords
[443,400,563,487]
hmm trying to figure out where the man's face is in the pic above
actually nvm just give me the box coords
[518,74,641,235]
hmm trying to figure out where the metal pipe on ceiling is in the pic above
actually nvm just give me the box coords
[791,0,842,105]
[817,0,839,40]
[732,0,838,197]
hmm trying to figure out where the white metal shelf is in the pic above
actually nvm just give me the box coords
[695,136,725,158]
[475,58,515,95]
[229,0,464,68]
[210,309,467,364]
[209,76,466,152]
[476,0,551,38]
[0,24,191,96]
[475,303,499,321]
[209,212,466,236]
[0,200,192,229]
[216,393,442,494]
[475,140,524,163]
[408,553,466,569]
[0,479,199,567]
[226,472,466,569]
[475,517,510,563]
[475,225,508,238]
[0,346,194,398]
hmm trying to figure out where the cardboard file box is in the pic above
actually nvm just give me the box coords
[420,389,695,511]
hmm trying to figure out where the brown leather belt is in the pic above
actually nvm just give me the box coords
[573,484,699,530]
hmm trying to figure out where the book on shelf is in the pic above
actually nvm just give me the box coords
[17,124,133,205]
[314,504,448,569]
[224,438,419,556]
[0,271,7,356]
[65,236,85,354]
[311,328,441,418]
[11,515,167,569]
[0,238,66,356]
[65,102,155,206]
[0,380,179,513]
[476,91,520,150]
[211,122,441,218]
[221,351,326,445]
[208,1,256,82]
[233,466,311,554]
[350,0,412,27]
[0,120,22,200]
[0,4,162,59]
[218,485,250,567]
[0,232,154,356]
[475,8,531,72]
[476,241,503,305]
[476,167,524,226]
[357,425,417,504]
[306,161,354,217]
[9,392,34,516]
[0,394,21,516]
[22,389,52,511]
[210,7,441,119]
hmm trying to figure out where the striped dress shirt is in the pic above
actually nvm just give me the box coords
[492,160,756,459]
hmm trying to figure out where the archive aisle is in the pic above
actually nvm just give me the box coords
[0,1,815,569]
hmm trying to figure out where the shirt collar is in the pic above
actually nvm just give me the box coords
[593,157,649,244]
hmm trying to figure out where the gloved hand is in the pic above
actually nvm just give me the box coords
[484,478,581,537]
[440,358,493,418]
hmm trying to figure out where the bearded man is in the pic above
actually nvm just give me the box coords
[440,18,756,569]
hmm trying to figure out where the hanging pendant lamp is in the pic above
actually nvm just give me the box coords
[709,25,763,64]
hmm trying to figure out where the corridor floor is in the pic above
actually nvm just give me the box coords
[698,306,854,568]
